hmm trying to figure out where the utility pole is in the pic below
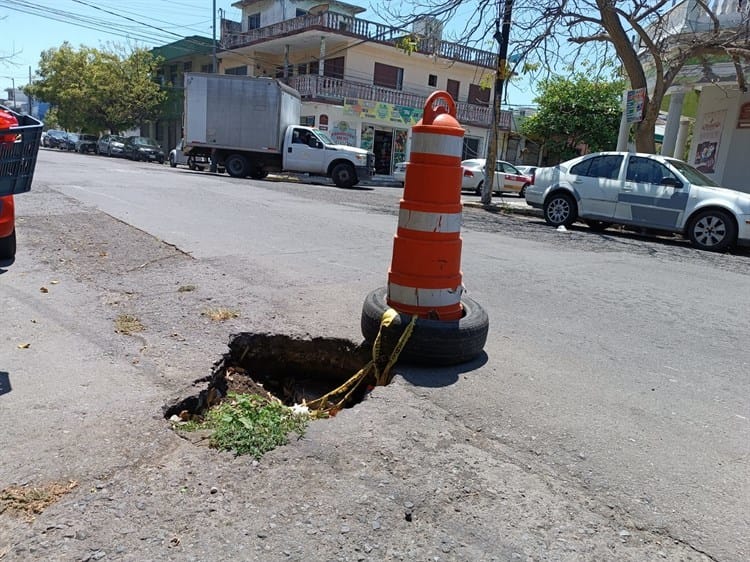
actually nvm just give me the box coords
[212,0,218,73]
[482,0,514,206]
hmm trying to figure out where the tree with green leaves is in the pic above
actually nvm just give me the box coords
[385,0,750,154]
[25,42,165,134]
[521,71,624,164]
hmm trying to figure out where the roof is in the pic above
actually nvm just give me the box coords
[151,36,217,62]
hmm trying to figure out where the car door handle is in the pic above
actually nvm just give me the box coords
[288,147,292,153]
[622,183,635,191]
[573,179,583,184]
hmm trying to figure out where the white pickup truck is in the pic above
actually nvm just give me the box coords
[183,74,375,188]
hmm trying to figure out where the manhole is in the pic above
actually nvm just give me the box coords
[163,333,373,421]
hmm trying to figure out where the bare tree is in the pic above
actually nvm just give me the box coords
[384,0,750,154]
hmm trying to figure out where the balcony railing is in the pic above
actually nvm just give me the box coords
[220,13,496,69]
[287,74,511,129]
[644,0,749,37]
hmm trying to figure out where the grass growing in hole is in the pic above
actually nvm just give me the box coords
[115,314,144,334]
[0,480,78,521]
[177,284,196,292]
[188,393,309,458]
[202,307,240,322]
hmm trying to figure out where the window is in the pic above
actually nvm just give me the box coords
[462,137,480,160]
[296,9,307,17]
[428,74,437,87]
[626,156,673,184]
[183,61,193,73]
[300,116,315,126]
[373,62,404,90]
[468,83,490,106]
[169,64,178,84]
[497,162,520,174]
[323,56,344,79]
[201,63,213,73]
[571,155,623,179]
[225,65,248,76]
[247,13,261,30]
[446,79,460,100]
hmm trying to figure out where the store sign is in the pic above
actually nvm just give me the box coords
[344,98,423,126]
[330,121,356,146]
[693,109,726,174]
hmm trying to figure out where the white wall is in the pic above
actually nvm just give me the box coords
[689,85,749,192]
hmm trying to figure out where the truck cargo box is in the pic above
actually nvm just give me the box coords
[184,73,301,154]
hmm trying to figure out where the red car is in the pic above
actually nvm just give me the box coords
[0,194,16,260]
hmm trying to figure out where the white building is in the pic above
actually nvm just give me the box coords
[218,0,510,174]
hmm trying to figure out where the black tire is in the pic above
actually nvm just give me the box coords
[331,163,357,188]
[519,184,528,198]
[584,219,611,232]
[474,181,484,196]
[225,154,249,178]
[688,208,736,252]
[543,192,577,227]
[169,154,177,168]
[360,287,489,366]
[0,229,16,260]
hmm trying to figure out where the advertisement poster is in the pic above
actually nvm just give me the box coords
[625,88,646,123]
[330,121,357,146]
[693,109,726,174]
[345,99,423,126]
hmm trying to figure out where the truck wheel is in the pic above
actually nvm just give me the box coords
[332,163,357,188]
[360,287,489,366]
[225,154,249,178]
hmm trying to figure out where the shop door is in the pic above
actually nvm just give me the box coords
[374,129,393,174]
[462,137,480,160]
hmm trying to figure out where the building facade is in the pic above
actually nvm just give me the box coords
[652,0,750,192]
[218,0,509,174]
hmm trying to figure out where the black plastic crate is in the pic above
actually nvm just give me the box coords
[0,105,43,197]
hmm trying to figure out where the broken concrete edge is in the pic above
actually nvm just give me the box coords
[462,200,542,217]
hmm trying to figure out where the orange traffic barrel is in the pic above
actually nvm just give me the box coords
[386,91,464,320]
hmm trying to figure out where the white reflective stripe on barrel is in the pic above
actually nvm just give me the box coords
[398,208,462,233]
[410,131,463,157]
[388,282,463,308]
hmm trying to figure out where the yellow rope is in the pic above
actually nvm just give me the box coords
[305,308,417,416]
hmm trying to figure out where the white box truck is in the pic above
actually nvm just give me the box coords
[183,73,374,188]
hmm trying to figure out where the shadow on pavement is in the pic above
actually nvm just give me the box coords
[0,371,11,396]
[397,351,489,388]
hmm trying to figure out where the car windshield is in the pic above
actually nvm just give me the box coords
[67,134,79,141]
[666,158,720,187]
[110,136,126,143]
[132,137,158,147]
[314,131,334,145]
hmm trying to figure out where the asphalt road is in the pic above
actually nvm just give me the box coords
[4,148,749,560]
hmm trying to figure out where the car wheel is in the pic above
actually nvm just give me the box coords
[360,287,489,366]
[474,181,484,196]
[0,229,16,260]
[331,162,357,188]
[543,192,577,227]
[225,154,249,178]
[519,184,529,198]
[170,154,177,168]
[584,219,611,232]
[688,209,736,252]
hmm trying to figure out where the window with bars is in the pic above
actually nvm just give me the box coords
[247,13,261,30]
[225,65,248,76]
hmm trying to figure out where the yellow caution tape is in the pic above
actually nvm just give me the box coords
[305,308,417,416]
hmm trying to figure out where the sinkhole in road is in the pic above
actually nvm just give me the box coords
[163,332,373,421]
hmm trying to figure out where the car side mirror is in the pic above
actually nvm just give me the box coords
[661,177,683,188]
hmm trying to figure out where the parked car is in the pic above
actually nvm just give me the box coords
[461,158,533,197]
[516,165,538,183]
[169,138,208,170]
[59,132,79,151]
[123,136,165,163]
[0,195,15,260]
[525,151,750,252]
[43,129,67,149]
[393,161,407,186]
[75,134,99,153]
[97,134,127,157]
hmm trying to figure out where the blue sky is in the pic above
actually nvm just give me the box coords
[0,0,535,106]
